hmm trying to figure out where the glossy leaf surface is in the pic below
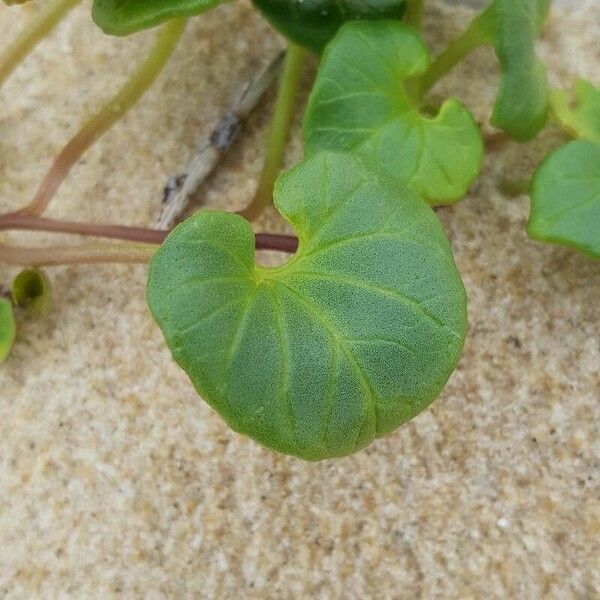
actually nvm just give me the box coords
[92,0,221,35]
[304,21,483,205]
[528,140,600,258]
[251,0,406,53]
[12,268,51,317]
[551,79,600,143]
[490,0,551,141]
[147,152,467,460]
[0,298,16,363]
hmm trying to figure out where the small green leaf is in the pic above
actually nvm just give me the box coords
[303,21,483,205]
[0,297,16,363]
[12,268,51,317]
[251,0,406,53]
[147,152,467,460]
[92,0,221,35]
[551,79,600,143]
[490,0,551,141]
[528,140,600,258]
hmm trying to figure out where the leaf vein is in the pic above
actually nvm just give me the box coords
[284,271,453,334]
[276,281,379,438]
[267,286,296,440]
[175,296,247,337]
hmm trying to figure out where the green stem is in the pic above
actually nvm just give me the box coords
[418,8,494,96]
[405,0,424,29]
[19,17,187,217]
[0,0,81,89]
[240,43,307,222]
[0,241,156,267]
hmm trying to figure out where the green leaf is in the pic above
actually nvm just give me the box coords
[528,140,600,259]
[490,0,551,141]
[92,0,221,35]
[147,152,467,460]
[551,79,600,143]
[0,297,16,363]
[251,0,406,53]
[12,268,51,317]
[303,21,483,205]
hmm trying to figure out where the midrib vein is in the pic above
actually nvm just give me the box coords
[276,281,378,437]
[267,285,295,439]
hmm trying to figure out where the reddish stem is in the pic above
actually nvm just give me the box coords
[255,232,298,253]
[0,213,298,253]
[19,19,187,217]
[0,214,166,243]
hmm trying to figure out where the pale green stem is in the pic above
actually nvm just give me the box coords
[418,8,494,96]
[0,241,157,266]
[240,43,307,222]
[405,0,424,29]
[20,17,187,217]
[0,0,81,89]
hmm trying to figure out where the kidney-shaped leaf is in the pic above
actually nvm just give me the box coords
[303,21,483,205]
[251,0,406,53]
[490,0,551,141]
[551,79,600,144]
[147,152,467,460]
[92,0,221,35]
[0,298,16,363]
[528,140,600,259]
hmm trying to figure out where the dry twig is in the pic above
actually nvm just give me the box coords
[156,51,285,230]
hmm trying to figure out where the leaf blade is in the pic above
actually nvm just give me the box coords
[147,152,467,460]
[92,0,222,35]
[528,140,600,258]
[303,21,483,205]
[551,79,600,143]
[0,298,16,364]
[251,0,406,53]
